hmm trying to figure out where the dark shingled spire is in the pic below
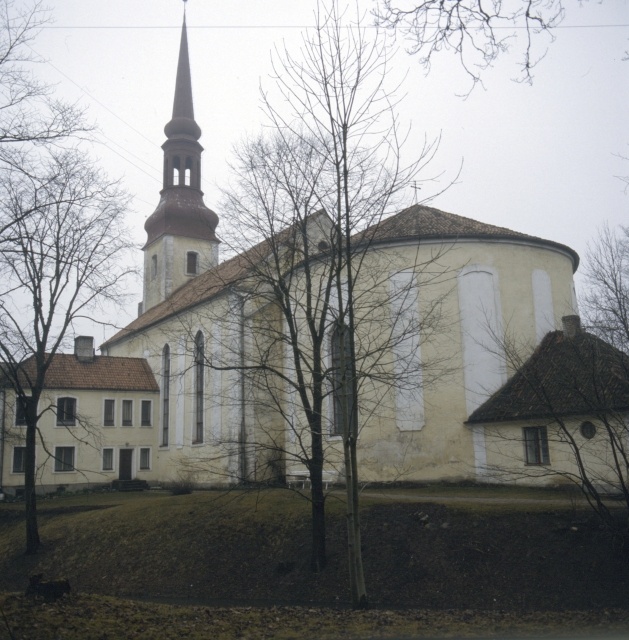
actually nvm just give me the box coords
[144,10,218,249]
[164,13,201,141]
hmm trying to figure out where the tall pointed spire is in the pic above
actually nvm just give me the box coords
[141,7,220,312]
[164,13,201,140]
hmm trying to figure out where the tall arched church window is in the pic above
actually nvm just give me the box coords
[331,322,353,436]
[193,331,204,444]
[161,345,171,446]
[151,255,157,280]
[185,156,193,186]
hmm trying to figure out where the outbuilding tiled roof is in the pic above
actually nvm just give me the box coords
[467,329,629,424]
[5,355,159,392]
[104,205,579,349]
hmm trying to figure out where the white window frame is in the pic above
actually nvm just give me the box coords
[141,400,152,427]
[102,447,115,472]
[56,396,78,427]
[14,395,30,427]
[103,398,115,427]
[523,426,551,465]
[12,445,26,474]
[122,399,133,427]
[53,446,76,473]
[139,447,151,471]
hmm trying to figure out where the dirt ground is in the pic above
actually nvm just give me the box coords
[1,489,629,637]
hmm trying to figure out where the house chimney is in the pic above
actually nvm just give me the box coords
[74,336,95,362]
[562,315,581,339]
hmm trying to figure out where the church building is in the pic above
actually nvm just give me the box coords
[6,12,620,497]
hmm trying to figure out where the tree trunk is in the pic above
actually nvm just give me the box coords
[344,434,368,608]
[24,416,40,555]
[309,418,327,572]
[310,478,327,572]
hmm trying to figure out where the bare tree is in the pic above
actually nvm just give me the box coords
[0,0,86,148]
[0,148,134,554]
[581,225,629,353]
[178,1,453,609]
[374,0,565,92]
[0,0,89,243]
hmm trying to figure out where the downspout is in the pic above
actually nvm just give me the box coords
[231,289,275,484]
[0,388,5,500]
[239,294,247,483]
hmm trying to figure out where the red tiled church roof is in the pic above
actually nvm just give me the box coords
[104,205,579,349]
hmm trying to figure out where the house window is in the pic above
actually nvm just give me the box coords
[523,426,550,465]
[102,448,114,471]
[12,446,26,473]
[331,322,354,437]
[162,344,170,446]
[141,400,152,426]
[54,446,75,472]
[193,331,204,444]
[56,397,76,426]
[104,399,115,427]
[15,396,28,426]
[139,447,151,470]
[122,400,133,426]
[151,254,157,280]
[186,251,198,276]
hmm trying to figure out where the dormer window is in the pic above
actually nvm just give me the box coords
[186,251,198,276]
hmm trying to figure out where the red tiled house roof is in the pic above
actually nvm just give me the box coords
[104,205,580,349]
[4,355,159,392]
[467,329,629,424]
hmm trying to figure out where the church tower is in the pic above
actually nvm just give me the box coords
[141,11,219,314]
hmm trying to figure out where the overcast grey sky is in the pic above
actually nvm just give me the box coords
[30,0,628,342]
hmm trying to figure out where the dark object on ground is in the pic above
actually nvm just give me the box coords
[25,574,71,602]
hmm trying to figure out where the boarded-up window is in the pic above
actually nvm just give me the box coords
[193,331,204,443]
[162,345,170,446]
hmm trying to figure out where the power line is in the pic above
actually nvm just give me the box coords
[40,23,629,30]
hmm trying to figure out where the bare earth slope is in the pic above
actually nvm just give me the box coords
[0,488,628,638]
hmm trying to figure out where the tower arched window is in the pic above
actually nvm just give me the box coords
[173,155,181,185]
[193,331,204,444]
[185,156,193,186]
[331,322,353,436]
[151,255,157,280]
[186,251,198,276]
[161,344,171,447]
